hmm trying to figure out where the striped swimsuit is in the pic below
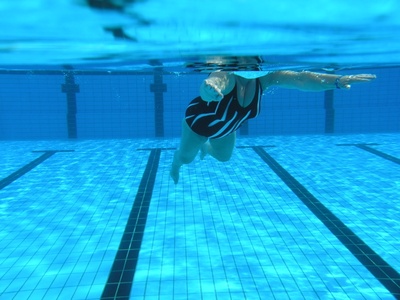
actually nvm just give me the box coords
[185,79,262,139]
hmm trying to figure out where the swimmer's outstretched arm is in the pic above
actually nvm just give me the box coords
[200,72,236,102]
[260,71,376,92]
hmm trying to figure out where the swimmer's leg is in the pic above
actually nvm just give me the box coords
[170,119,207,184]
[201,132,236,162]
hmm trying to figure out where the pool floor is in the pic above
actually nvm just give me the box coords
[0,133,399,299]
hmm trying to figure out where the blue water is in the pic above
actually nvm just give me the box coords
[1,0,400,69]
[1,134,400,299]
[1,1,400,299]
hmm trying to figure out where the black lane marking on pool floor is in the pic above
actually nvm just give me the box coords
[236,145,275,149]
[337,143,400,165]
[101,149,161,300]
[0,150,74,190]
[137,145,275,151]
[252,146,400,297]
[137,147,176,151]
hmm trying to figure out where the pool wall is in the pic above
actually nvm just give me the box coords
[0,67,398,140]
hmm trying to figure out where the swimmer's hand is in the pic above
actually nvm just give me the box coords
[200,79,224,102]
[336,74,376,89]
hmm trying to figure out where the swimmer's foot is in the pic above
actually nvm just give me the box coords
[170,166,180,184]
[200,142,209,160]
[170,151,181,184]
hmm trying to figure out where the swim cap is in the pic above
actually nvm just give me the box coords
[232,71,271,79]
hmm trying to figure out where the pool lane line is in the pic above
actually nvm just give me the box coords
[150,68,167,137]
[337,143,400,165]
[236,145,275,149]
[136,147,176,151]
[0,150,74,191]
[136,146,275,151]
[61,69,80,139]
[101,148,161,300]
[324,89,335,133]
[252,146,400,297]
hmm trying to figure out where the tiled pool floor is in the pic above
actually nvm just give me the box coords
[0,133,399,299]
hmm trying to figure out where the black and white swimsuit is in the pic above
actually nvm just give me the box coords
[185,79,262,139]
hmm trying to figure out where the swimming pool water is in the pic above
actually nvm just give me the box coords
[0,133,399,299]
[1,1,400,299]
[0,61,399,300]
[1,0,400,67]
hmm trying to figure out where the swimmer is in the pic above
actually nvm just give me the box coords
[170,70,376,184]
